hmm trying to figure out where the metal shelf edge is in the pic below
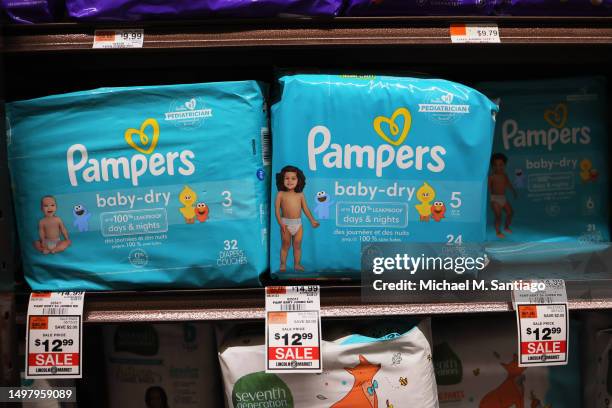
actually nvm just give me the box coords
[76,298,612,323]
[4,22,612,52]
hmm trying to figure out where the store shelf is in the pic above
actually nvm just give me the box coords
[3,16,612,53]
[12,282,612,323]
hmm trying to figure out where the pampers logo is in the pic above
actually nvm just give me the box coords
[308,107,446,177]
[67,118,196,187]
[501,103,591,151]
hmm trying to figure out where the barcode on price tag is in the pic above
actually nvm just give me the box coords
[265,286,322,373]
[93,29,144,49]
[513,280,568,367]
[41,308,69,315]
[450,24,500,43]
[25,292,85,379]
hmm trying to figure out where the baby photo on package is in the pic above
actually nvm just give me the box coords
[6,81,269,290]
[270,74,498,279]
[479,77,610,266]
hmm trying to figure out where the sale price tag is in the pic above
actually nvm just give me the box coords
[93,29,144,49]
[450,24,500,43]
[265,286,322,373]
[25,292,85,379]
[513,280,568,367]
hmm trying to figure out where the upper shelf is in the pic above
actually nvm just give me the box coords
[3,16,612,53]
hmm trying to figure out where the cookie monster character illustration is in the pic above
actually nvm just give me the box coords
[72,204,92,232]
[513,168,526,189]
[313,191,335,220]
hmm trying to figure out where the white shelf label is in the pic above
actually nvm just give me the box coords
[93,29,144,49]
[25,292,85,379]
[450,24,500,43]
[265,286,322,373]
[513,280,568,367]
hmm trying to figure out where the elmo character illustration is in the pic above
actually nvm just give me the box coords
[431,201,446,222]
[195,202,209,223]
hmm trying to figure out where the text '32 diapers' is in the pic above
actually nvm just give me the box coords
[270,74,498,278]
[6,81,269,290]
[478,77,609,265]
[104,323,222,408]
[218,319,439,408]
[434,315,581,408]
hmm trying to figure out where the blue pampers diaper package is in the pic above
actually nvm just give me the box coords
[478,77,609,265]
[6,81,269,290]
[270,74,498,278]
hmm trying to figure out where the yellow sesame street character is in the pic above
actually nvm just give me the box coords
[580,158,598,182]
[415,182,435,221]
[580,159,592,182]
[179,185,197,224]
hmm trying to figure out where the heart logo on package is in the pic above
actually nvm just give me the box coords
[373,107,412,146]
[543,103,568,129]
[185,98,197,110]
[125,118,160,154]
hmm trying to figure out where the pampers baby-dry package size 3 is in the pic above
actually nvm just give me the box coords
[478,77,609,245]
[434,315,581,408]
[6,81,269,290]
[270,74,498,277]
[218,319,439,407]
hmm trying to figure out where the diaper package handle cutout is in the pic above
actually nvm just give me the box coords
[7,81,269,290]
[270,74,498,279]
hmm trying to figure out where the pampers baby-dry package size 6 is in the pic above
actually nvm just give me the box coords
[218,319,439,407]
[270,74,498,278]
[6,81,269,290]
[104,323,222,408]
[434,315,581,408]
[478,77,609,244]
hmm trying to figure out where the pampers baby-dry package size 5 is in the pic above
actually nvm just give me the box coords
[270,74,498,278]
[104,323,222,408]
[478,77,609,245]
[6,81,269,290]
[218,319,439,407]
[434,315,581,408]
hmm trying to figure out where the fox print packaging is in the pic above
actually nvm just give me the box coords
[270,74,498,278]
[434,315,581,408]
[6,81,269,290]
[218,319,439,408]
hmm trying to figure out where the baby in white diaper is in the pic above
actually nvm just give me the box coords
[489,153,517,239]
[34,195,71,255]
[275,165,319,272]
